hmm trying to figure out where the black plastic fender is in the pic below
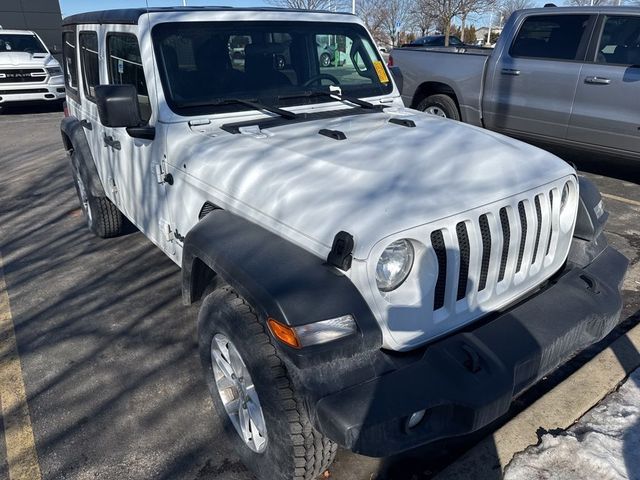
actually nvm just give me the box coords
[182,209,383,363]
[60,116,106,197]
[568,177,610,268]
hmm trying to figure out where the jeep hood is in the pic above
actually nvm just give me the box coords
[177,107,574,260]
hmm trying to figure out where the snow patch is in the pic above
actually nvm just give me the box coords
[504,369,640,480]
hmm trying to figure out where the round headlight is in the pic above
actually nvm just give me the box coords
[560,182,570,214]
[376,239,414,292]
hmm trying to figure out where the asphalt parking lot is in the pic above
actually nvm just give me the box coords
[0,104,638,480]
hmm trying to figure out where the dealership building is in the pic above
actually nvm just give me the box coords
[1,0,63,59]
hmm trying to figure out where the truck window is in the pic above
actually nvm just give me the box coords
[595,16,640,65]
[107,33,151,123]
[79,32,99,101]
[510,14,590,61]
[62,31,78,94]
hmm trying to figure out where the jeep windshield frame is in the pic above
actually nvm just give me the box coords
[151,21,394,117]
[0,34,48,54]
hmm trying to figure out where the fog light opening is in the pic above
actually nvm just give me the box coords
[407,409,426,429]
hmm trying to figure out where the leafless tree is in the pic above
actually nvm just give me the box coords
[377,0,414,46]
[266,0,349,10]
[565,0,629,5]
[357,0,387,44]
[409,3,438,36]
[497,0,534,22]
[417,0,458,43]
[458,0,496,42]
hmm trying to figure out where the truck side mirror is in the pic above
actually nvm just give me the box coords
[95,84,155,140]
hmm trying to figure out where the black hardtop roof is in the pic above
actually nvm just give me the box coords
[62,6,352,27]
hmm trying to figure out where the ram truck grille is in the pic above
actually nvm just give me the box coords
[362,176,578,351]
[0,68,47,83]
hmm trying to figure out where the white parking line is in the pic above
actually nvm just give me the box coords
[601,193,640,208]
[0,251,42,480]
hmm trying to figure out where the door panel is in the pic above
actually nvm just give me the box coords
[483,14,594,139]
[77,28,112,192]
[567,15,640,155]
[103,28,172,254]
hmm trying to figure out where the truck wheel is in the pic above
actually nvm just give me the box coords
[198,286,337,480]
[320,52,332,68]
[71,156,125,238]
[417,94,460,121]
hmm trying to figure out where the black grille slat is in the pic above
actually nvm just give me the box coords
[431,230,447,310]
[198,201,217,220]
[456,222,470,301]
[0,88,48,95]
[498,208,510,282]
[478,215,491,292]
[516,202,527,273]
[546,191,554,256]
[531,196,543,264]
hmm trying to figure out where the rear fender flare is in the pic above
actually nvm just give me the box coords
[60,116,106,197]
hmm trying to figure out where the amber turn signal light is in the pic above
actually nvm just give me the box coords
[267,318,301,349]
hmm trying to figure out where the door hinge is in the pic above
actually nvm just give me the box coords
[108,177,118,196]
[154,162,174,185]
[160,220,173,243]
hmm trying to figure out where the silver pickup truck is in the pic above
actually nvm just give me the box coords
[391,6,640,163]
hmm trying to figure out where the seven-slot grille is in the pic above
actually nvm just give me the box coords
[0,68,47,84]
[428,188,561,315]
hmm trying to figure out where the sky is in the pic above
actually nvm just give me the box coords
[57,0,536,29]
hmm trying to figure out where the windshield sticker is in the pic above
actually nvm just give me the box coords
[373,61,389,84]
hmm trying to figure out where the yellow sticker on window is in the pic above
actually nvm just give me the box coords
[373,60,390,84]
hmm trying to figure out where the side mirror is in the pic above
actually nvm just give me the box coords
[95,84,155,140]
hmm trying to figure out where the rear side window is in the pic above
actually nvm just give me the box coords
[79,32,99,101]
[596,16,640,65]
[107,33,151,123]
[62,31,78,94]
[511,14,591,60]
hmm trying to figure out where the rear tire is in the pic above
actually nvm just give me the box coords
[417,94,460,121]
[71,153,125,238]
[197,286,337,480]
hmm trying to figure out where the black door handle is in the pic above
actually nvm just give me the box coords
[103,134,121,150]
[80,119,92,130]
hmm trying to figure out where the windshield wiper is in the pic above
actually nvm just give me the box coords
[183,97,298,120]
[279,88,380,110]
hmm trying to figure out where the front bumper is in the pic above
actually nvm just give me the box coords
[313,245,628,456]
[0,79,65,104]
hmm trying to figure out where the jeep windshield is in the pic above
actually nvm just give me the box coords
[152,21,393,116]
[0,34,47,54]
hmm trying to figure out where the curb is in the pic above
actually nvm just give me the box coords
[434,320,640,480]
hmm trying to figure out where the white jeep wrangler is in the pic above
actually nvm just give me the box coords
[0,28,65,106]
[60,7,628,480]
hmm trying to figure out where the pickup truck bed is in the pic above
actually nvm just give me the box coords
[394,47,490,126]
[391,6,640,162]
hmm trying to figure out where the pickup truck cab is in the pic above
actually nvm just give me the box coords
[392,6,640,163]
[59,7,627,480]
[0,28,65,106]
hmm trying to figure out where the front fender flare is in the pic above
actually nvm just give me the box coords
[181,209,382,352]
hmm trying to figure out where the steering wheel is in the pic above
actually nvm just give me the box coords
[302,73,340,87]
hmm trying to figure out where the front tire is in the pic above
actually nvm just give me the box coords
[319,52,332,68]
[417,94,460,121]
[197,286,337,480]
